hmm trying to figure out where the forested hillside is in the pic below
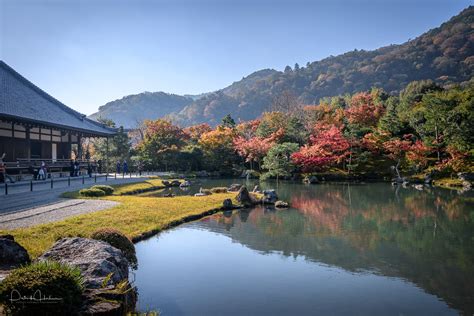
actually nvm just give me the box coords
[170,6,473,126]
[89,92,193,128]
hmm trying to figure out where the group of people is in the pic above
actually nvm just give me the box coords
[0,155,142,184]
[69,160,81,177]
[116,160,129,175]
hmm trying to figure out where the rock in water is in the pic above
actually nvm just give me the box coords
[303,176,318,184]
[38,237,129,289]
[236,186,257,206]
[275,200,289,208]
[0,235,30,268]
[263,189,278,204]
[170,180,181,187]
[228,183,243,192]
[180,180,191,187]
[223,199,233,209]
[413,184,424,191]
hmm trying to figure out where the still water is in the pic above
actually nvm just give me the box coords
[134,180,474,315]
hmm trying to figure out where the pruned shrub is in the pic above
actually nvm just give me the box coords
[79,188,106,197]
[210,187,228,193]
[0,261,84,315]
[91,228,137,269]
[90,185,114,195]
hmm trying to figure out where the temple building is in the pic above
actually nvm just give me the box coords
[0,60,115,175]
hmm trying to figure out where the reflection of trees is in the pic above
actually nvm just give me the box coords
[197,184,474,314]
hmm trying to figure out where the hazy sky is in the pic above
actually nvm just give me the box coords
[0,0,471,114]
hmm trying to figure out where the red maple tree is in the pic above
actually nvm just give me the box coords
[291,124,351,172]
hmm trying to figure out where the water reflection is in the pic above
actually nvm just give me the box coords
[135,182,474,315]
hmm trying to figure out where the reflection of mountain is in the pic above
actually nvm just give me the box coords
[191,185,474,314]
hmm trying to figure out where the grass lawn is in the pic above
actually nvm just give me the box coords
[1,181,236,258]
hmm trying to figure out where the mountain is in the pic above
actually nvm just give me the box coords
[91,6,473,127]
[89,92,193,128]
[169,6,473,126]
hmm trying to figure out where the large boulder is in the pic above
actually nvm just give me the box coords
[228,183,243,192]
[38,237,129,289]
[236,186,260,206]
[262,189,278,204]
[0,235,30,268]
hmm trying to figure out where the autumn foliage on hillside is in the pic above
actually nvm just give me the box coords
[128,80,473,178]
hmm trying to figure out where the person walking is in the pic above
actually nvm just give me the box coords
[97,159,102,174]
[87,162,93,178]
[39,161,47,180]
[137,160,143,176]
[116,160,121,175]
[69,160,75,177]
[123,160,128,176]
[74,160,80,177]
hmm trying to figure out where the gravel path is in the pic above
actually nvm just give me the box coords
[0,199,119,229]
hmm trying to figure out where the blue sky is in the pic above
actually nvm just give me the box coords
[0,0,471,114]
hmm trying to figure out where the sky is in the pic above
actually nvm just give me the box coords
[0,0,471,115]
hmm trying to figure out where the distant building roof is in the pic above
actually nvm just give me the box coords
[0,61,116,137]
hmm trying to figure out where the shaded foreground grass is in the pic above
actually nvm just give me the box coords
[1,182,236,258]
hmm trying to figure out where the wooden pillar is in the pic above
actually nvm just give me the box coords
[68,132,72,159]
[105,137,109,173]
[26,126,31,161]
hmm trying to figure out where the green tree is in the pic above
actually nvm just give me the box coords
[398,80,442,122]
[221,114,236,128]
[261,142,299,181]
[92,119,131,172]
[378,97,405,136]
[138,119,186,171]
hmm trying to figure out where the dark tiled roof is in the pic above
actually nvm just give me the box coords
[0,61,116,136]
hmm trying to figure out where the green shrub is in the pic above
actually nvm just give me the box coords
[91,185,114,195]
[91,228,137,269]
[210,187,228,193]
[79,188,106,197]
[0,261,84,315]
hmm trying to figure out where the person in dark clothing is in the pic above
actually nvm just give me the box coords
[70,160,75,177]
[74,160,80,177]
[123,161,128,175]
[137,160,143,176]
[97,160,102,174]
[87,162,93,177]
[116,161,121,175]
[29,165,39,180]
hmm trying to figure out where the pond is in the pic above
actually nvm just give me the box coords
[134,180,474,315]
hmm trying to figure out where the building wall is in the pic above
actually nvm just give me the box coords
[0,119,76,161]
